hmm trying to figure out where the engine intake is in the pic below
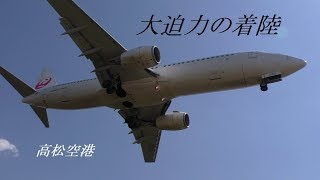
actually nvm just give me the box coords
[120,46,160,68]
[156,112,190,131]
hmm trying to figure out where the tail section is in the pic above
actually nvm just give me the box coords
[30,106,49,128]
[35,68,56,90]
[0,66,49,128]
[0,66,35,97]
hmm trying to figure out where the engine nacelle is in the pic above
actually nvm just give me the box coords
[120,46,160,68]
[156,112,190,131]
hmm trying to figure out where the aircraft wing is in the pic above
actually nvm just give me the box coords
[118,101,171,162]
[47,0,155,83]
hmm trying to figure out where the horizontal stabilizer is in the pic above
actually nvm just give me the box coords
[0,66,49,128]
[30,106,49,128]
[0,66,35,97]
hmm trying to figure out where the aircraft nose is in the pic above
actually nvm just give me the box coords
[281,56,307,76]
[289,56,307,70]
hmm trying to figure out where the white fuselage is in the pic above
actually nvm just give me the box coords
[22,52,306,109]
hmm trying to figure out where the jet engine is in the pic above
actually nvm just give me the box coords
[156,112,190,131]
[120,46,160,68]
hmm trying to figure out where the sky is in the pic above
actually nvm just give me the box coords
[0,0,319,179]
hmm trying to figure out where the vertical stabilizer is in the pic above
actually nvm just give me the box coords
[35,68,57,90]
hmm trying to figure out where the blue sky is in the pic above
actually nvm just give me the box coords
[0,0,319,179]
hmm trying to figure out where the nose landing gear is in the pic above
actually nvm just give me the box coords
[260,82,268,91]
[260,72,282,92]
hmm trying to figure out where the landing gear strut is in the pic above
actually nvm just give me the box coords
[102,76,127,98]
[101,70,128,98]
[122,101,133,108]
[103,80,116,94]
[260,73,282,92]
[116,84,127,98]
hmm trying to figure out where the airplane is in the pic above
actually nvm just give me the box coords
[0,0,306,162]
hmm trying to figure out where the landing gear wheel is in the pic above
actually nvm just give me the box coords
[102,80,111,88]
[103,80,116,94]
[123,101,133,108]
[260,84,268,91]
[116,85,127,98]
[106,87,115,94]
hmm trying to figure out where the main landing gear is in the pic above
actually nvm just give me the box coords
[102,73,134,108]
[102,80,127,98]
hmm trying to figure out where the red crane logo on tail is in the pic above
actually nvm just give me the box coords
[35,78,52,90]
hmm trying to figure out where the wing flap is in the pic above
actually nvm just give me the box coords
[119,101,171,162]
[132,126,161,162]
[48,0,158,85]
[48,0,126,61]
[59,18,93,57]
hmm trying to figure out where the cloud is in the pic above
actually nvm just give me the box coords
[0,138,19,157]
